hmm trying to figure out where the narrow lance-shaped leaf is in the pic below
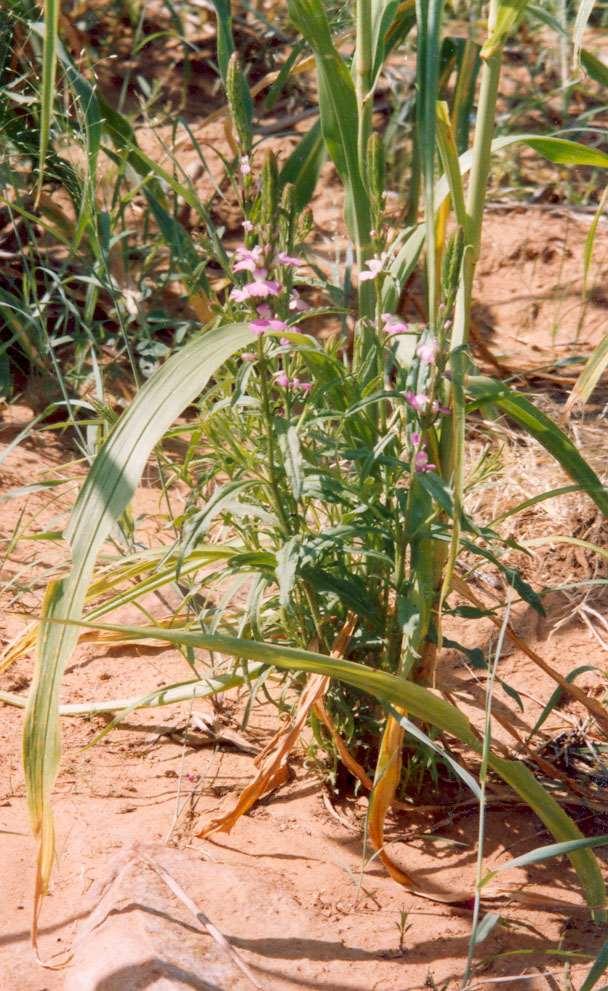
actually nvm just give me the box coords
[435,133,608,211]
[565,335,608,416]
[23,322,252,939]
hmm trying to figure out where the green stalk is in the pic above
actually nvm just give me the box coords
[450,0,501,352]
[422,0,503,685]
[355,0,373,188]
[355,0,375,331]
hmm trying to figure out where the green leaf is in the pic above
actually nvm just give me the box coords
[465,376,608,517]
[287,0,371,245]
[522,135,608,170]
[581,937,608,991]
[278,119,326,212]
[528,665,598,741]
[23,322,252,929]
[581,48,608,88]
[210,0,235,82]
[566,335,608,414]
[473,912,501,945]
[436,134,608,213]
[483,834,608,881]
[278,423,303,500]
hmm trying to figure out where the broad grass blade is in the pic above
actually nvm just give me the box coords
[23,323,251,940]
[288,0,371,245]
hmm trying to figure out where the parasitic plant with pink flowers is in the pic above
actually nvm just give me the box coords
[23,0,608,949]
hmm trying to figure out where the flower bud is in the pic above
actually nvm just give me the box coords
[226,53,253,154]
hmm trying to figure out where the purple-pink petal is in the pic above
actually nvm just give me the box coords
[277,252,302,267]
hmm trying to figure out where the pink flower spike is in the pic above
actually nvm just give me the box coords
[294,380,312,393]
[241,352,257,362]
[277,251,302,268]
[257,303,272,319]
[405,390,429,413]
[289,290,310,312]
[359,256,385,283]
[242,220,254,232]
[274,371,290,388]
[267,319,288,331]
[411,431,421,446]
[240,155,251,175]
[417,337,439,365]
[415,449,435,473]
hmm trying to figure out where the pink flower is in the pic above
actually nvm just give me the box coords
[292,379,312,393]
[249,320,268,336]
[415,449,435,473]
[405,390,430,413]
[417,337,439,365]
[256,303,272,319]
[277,251,302,268]
[241,352,257,362]
[432,400,451,415]
[411,431,421,446]
[289,290,310,312]
[249,318,288,335]
[240,155,251,175]
[279,337,291,346]
[246,269,281,298]
[274,371,290,388]
[230,286,249,303]
[233,245,264,273]
[359,256,385,283]
[242,220,254,232]
[382,312,410,336]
